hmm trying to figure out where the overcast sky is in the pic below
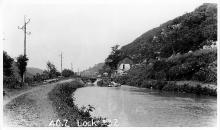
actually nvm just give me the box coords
[1,0,216,72]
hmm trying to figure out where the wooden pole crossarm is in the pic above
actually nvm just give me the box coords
[25,18,30,24]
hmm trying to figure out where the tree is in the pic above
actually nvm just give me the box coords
[99,64,112,76]
[16,54,29,83]
[3,51,14,77]
[42,70,50,80]
[46,61,58,78]
[105,45,123,70]
[62,69,75,77]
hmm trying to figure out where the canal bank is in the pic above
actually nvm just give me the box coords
[141,80,217,96]
[113,77,217,96]
[48,79,109,127]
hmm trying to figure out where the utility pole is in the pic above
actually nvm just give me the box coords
[18,15,31,83]
[60,52,63,76]
[18,15,31,56]
[71,63,73,71]
[78,68,80,76]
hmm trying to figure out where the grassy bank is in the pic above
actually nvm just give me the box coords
[141,80,216,96]
[48,80,109,127]
[114,78,216,96]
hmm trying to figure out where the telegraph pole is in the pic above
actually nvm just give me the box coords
[18,15,31,83]
[18,15,31,56]
[78,68,80,76]
[60,52,63,76]
[71,63,73,71]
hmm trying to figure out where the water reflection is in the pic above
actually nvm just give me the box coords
[73,85,217,127]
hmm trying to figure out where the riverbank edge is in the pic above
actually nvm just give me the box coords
[48,80,83,126]
[48,80,109,127]
[141,80,216,96]
[115,80,217,96]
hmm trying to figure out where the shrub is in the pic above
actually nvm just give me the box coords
[140,80,167,90]
[3,75,21,88]
[97,79,111,87]
[153,60,170,72]
[153,80,167,90]
[97,80,104,86]
[154,71,166,80]
[192,68,216,83]
[162,82,177,91]
[62,69,75,77]
[140,80,152,88]
[113,75,129,85]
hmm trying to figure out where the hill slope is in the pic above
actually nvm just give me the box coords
[26,67,44,77]
[120,3,217,63]
[12,63,44,79]
[81,63,104,77]
[109,3,217,95]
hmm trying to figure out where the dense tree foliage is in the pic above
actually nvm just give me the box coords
[99,64,112,75]
[114,49,217,85]
[105,45,124,70]
[3,51,62,88]
[3,51,20,88]
[46,61,59,78]
[16,55,29,83]
[3,51,14,77]
[62,69,75,77]
[121,3,217,63]
[110,3,217,86]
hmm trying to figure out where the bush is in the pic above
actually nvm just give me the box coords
[62,69,75,77]
[140,80,152,88]
[162,82,216,96]
[3,76,21,88]
[153,60,170,72]
[97,80,104,86]
[113,75,129,85]
[140,80,167,90]
[154,71,166,80]
[154,80,167,90]
[162,82,177,91]
[97,79,110,87]
[192,68,216,83]
[166,49,216,82]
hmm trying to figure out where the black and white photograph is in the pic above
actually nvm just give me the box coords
[1,0,218,128]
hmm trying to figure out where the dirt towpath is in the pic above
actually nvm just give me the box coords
[3,79,73,127]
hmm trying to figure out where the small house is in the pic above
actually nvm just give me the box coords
[116,56,134,75]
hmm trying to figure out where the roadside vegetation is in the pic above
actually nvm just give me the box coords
[3,51,29,89]
[3,51,77,101]
[3,51,76,88]
[48,80,109,127]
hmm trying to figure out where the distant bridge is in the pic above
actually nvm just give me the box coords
[79,76,97,83]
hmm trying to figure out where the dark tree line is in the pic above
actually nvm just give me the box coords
[3,51,75,88]
[3,51,29,87]
[16,55,29,83]
[3,51,14,77]
[100,45,125,75]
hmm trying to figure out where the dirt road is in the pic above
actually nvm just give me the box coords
[3,79,73,127]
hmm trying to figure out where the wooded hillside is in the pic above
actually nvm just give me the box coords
[120,3,217,63]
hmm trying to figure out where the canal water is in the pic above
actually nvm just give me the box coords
[73,85,217,127]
